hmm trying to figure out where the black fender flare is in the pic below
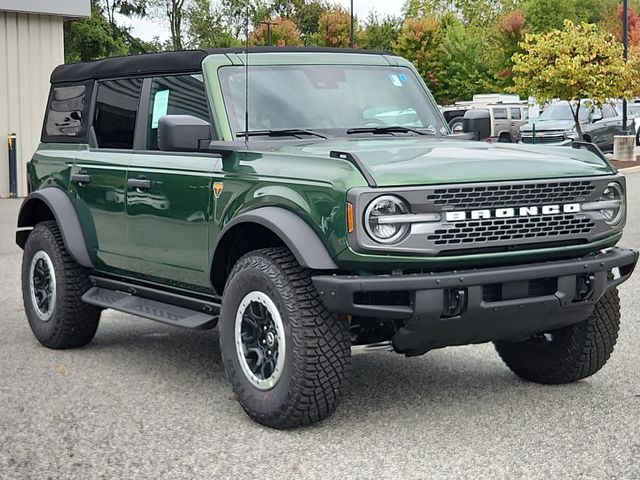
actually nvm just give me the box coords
[16,188,94,268]
[214,207,339,271]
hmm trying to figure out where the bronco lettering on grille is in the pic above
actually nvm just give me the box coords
[445,203,581,222]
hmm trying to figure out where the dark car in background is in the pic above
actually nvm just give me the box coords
[519,100,632,152]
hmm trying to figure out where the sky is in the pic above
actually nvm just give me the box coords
[121,0,404,42]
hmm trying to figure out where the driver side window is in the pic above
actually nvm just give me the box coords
[146,74,211,150]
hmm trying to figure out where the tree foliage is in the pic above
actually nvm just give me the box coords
[395,16,443,90]
[312,7,356,48]
[65,0,640,106]
[512,20,634,139]
[186,0,237,48]
[250,17,303,46]
[360,13,402,52]
[436,23,491,103]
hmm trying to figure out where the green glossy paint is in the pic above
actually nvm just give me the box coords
[28,51,623,299]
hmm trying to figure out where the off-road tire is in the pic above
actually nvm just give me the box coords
[494,289,620,384]
[22,221,100,349]
[219,247,350,429]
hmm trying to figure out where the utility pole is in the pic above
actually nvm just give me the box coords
[623,0,629,133]
[259,20,278,46]
[350,0,354,48]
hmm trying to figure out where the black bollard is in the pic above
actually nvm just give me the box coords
[8,133,17,198]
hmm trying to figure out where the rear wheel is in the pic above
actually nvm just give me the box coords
[219,247,350,429]
[22,221,101,349]
[494,289,620,384]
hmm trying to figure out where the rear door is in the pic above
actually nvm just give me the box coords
[125,74,220,291]
[71,78,142,271]
[491,107,510,140]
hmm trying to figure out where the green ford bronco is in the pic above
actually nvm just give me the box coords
[17,48,637,428]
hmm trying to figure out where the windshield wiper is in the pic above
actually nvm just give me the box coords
[346,126,430,136]
[236,129,328,139]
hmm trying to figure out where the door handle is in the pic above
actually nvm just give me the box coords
[71,173,91,184]
[128,178,151,190]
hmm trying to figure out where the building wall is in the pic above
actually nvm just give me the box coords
[0,12,65,198]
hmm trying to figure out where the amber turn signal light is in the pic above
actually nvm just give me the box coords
[346,202,354,234]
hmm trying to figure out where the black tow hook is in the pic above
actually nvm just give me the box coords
[576,274,596,301]
[443,288,467,318]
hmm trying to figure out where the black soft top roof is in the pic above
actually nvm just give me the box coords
[50,47,391,83]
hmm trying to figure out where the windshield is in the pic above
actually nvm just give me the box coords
[539,102,589,122]
[219,65,447,137]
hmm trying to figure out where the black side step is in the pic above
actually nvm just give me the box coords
[82,276,220,330]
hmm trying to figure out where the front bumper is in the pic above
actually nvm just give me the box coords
[313,248,637,355]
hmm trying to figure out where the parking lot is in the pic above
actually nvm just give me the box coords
[0,172,639,480]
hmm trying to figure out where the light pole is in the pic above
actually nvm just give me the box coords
[623,0,629,133]
[350,0,354,48]
[259,20,278,46]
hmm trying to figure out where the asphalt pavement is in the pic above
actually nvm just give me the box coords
[1,174,640,479]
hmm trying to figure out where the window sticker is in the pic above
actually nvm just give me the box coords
[151,89,170,128]
[398,74,408,82]
[389,74,403,87]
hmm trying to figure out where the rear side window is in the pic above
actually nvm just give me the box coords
[510,108,522,120]
[493,108,508,120]
[42,82,92,142]
[146,74,210,150]
[602,104,616,118]
[94,78,143,149]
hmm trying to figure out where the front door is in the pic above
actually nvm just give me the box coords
[125,74,218,292]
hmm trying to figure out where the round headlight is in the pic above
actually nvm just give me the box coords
[601,182,625,225]
[364,195,410,244]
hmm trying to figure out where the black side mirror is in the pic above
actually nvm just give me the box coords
[463,109,491,141]
[158,115,212,151]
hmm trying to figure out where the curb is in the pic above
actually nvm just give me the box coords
[618,165,640,174]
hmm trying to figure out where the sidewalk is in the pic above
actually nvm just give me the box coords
[609,159,640,173]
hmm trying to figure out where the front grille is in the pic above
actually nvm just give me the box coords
[426,180,595,210]
[427,214,595,246]
[521,135,566,144]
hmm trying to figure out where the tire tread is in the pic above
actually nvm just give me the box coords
[495,289,620,384]
[222,247,350,429]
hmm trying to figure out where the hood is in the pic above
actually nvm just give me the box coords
[520,120,577,132]
[274,137,614,187]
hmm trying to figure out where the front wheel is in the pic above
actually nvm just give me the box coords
[219,247,350,429]
[494,289,620,384]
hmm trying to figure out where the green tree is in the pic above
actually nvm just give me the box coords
[146,0,189,50]
[64,5,129,62]
[217,0,271,41]
[512,20,634,140]
[402,0,522,25]
[186,0,237,48]
[101,0,148,25]
[361,13,402,51]
[436,23,491,103]
[522,0,576,33]
[295,1,330,39]
[394,16,443,93]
